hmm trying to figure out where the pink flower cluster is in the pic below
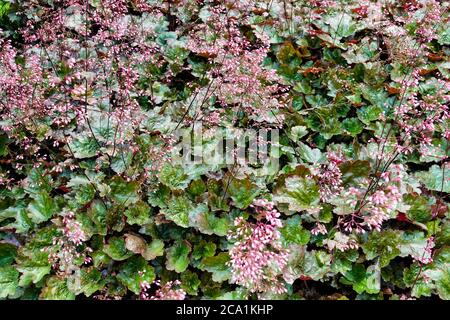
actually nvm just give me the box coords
[394,69,450,154]
[339,165,404,234]
[324,232,359,252]
[62,211,87,246]
[0,0,172,185]
[140,280,186,300]
[187,3,287,125]
[227,199,289,294]
[315,151,344,201]
[412,236,435,265]
[311,223,328,236]
[44,211,92,275]
[407,0,442,43]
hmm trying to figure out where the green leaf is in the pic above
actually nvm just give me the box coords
[342,118,364,136]
[17,226,59,259]
[181,270,201,296]
[398,231,429,260]
[40,277,75,300]
[24,168,53,194]
[361,85,388,107]
[117,256,155,294]
[331,250,359,274]
[404,247,450,299]
[192,240,216,260]
[435,269,450,300]
[159,163,191,190]
[415,165,449,193]
[201,252,232,283]
[297,142,323,164]
[91,251,111,268]
[109,176,140,205]
[27,192,58,224]
[324,13,358,39]
[110,152,133,174]
[294,75,314,93]
[189,204,229,236]
[438,27,450,45]
[342,263,380,294]
[124,233,163,261]
[145,239,165,260]
[13,232,54,287]
[305,107,342,139]
[1,207,33,233]
[147,184,171,208]
[0,266,19,298]
[216,289,248,300]
[166,241,191,273]
[342,38,378,64]
[67,268,105,297]
[124,201,151,226]
[74,184,95,205]
[302,250,332,281]
[106,205,125,232]
[0,243,17,267]
[162,195,192,228]
[419,140,448,163]
[339,160,371,185]
[0,2,11,19]
[362,230,401,268]
[357,105,383,125]
[318,204,333,223]
[187,179,207,197]
[0,135,8,157]
[436,221,450,247]
[366,263,381,294]
[290,126,308,141]
[68,136,99,159]
[103,237,133,261]
[274,176,320,212]
[280,215,310,245]
[403,194,434,223]
[86,200,107,235]
[403,263,432,298]
[226,175,260,209]
[17,262,51,286]
[283,246,324,284]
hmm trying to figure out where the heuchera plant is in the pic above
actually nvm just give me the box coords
[0,0,449,300]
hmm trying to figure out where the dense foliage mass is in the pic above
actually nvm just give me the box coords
[0,0,449,300]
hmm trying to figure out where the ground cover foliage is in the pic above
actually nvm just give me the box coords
[0,0,449,300]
